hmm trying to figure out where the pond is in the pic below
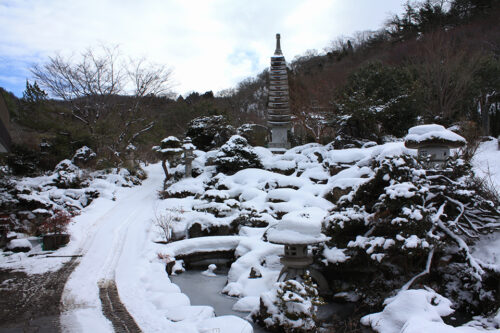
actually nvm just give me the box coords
[170,268,360,333]
[171,269,270,333]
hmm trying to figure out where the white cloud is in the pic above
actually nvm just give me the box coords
[0,0,406,96]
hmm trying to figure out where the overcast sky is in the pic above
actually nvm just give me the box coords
[0,0,407,97]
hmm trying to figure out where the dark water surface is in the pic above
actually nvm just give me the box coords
[171,269,361,333]
[171,269,270,333]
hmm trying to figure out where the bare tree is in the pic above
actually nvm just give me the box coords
[31,45,174,162]
[128,58,174,98]
[414,31,479,121]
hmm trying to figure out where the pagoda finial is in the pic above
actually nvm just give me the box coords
[274,33,282,55]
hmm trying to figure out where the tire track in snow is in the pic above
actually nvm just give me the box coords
[99,280,141,333]
[61,170,160,332]
[97,203,143,332]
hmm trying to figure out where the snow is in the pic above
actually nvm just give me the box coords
[405,124,466,147]
[361,288,484,333]
[385,182,418,199]
[232,296,260,312]
[472,231,500,273]
[2,137,499,332]
[58,164,254,333]
[322,247,349,264]
[348,236,395,255]
[266,207,330,245]
[473,137,500,190]
[197,316,252,333]
[201,264,217,277]
[182,143,196,150]
[162,136,181,143]
[6,238,32,250]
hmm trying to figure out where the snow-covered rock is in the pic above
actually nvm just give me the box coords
[361,288,484,333]
[7,238,32,252]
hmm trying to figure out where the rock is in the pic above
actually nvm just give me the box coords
[166,260,176,275]
[42,234,70,251]
[325,187,352,203]
[201,264,217,277]
[187,222,237,238]
[327,163,351,176]
[249,267,262,279]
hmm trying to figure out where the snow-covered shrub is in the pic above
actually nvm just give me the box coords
[321,154,500,316]
[6,238,32,252]
[153,136,183,187]
[252,272,324,333]
[237,123,268,147]
[215,135,263,175]
[72,146,96,167]
[330,135,373,149]
[185,115,235,151]
[53,159,85,188]
[231,209,269,229]
[153,208,182,242]
[360,287,455,333]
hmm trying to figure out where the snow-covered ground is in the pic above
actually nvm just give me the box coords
[473,137,500,192]
[58,163,252,333]
[1,138,499,332]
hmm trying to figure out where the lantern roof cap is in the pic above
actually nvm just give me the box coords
[404,124,466,149]
[265,208,330,245]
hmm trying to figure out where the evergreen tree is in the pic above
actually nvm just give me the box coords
[22,80,47,104]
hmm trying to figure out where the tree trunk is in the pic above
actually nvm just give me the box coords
[480,95,490,136]
[161,159,169,189]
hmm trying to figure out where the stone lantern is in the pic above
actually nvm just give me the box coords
[405,124,466,167]
[182,137,196,178]
[265,209,330,295]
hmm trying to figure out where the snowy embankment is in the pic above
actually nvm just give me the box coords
[0,164,139,274]
[58,163,252,333]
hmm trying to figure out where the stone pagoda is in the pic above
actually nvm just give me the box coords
[267,33,291,152]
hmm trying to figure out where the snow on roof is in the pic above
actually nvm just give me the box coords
[160,148,183,154]
[161,136,180,143]
[266,207,330,245]
[404,124,466,149]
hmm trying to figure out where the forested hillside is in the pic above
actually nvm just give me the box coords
[1,0,499,174]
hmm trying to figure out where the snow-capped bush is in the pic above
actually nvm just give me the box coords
[153,136,183,186]
[360,288,455,333]
[321,154,500,315]
[185,115,235,151]
[252,272,324,333]
[53,159,85,188]
[72,146,96,167]
[215,135,263,175]
[237,123,268,147]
